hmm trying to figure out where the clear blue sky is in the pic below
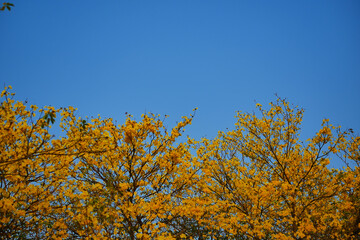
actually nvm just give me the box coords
[1,1,359,146]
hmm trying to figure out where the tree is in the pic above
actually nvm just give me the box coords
[0,86,201,239]
[337,134,360,239]
[59,112,201,239]
[0,86,82,238]
[198,98,353,239]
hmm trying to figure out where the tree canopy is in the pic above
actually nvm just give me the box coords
[0,86,359,239]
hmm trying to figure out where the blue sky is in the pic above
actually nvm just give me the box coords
[1,0,359,148]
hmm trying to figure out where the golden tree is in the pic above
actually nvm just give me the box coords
[0,86,85,238]
[1,86,359,239]
[58,112,201,239]
[199,98,351,239]
[337,134,360,239]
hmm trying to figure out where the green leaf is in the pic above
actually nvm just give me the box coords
[80,119,88,131]
[1,3,14,11]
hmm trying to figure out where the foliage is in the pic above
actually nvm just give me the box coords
[0,2,14,11]
[0,86,359,239]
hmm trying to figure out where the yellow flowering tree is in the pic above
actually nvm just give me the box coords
[199,98,350,239]
[58,112,201,239]
[1,86,359,239]
[0,86,88,238]
[337,134,360,239]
